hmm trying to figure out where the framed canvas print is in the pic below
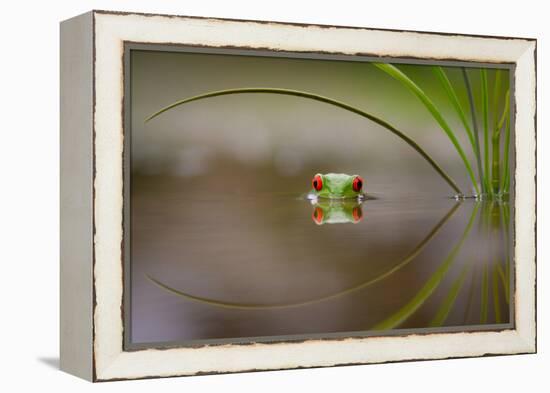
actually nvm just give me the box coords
[60,10,537,381]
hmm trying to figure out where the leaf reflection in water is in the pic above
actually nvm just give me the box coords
[371,200,511,330]
[372,203,479,330]
[146,200,461,310]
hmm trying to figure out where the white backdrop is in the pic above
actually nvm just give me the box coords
[0,0,546,391]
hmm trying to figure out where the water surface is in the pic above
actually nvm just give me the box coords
[129,168,511,346]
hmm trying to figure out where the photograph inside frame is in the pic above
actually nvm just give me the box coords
[125,45,514,348]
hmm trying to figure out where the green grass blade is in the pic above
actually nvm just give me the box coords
[372,203,479,330]
[429,264,470,327]
[462,68,485,195]
[433,67,477,159]
[491,134,501,194]
[146,87,462,194]
[504,206,511,288]
[491,71,503,194]
[374,63,478,195]
[497,90,511,131]
[493,70,503,132]
[481,69,491,195]
[501,91,511,193]
[146,202,461,310]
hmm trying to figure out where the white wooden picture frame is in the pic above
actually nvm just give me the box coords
[60,10,536,381]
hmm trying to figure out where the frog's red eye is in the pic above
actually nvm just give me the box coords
[352,176,363,192]
[312,174,323,191]
[352,206,363,223]
[312,207,324,225]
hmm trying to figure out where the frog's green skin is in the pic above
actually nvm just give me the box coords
[311,199,363,225]
[309,173,364,199]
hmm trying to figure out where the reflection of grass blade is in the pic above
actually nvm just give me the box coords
[462,68,485,195]
[496,264,507,297]
[504,206,511,292]
[463,268,477,323]
[372,202,479,330]
[146,202,461,310]
[481,69,490,195]
[429,264,470,327]
[492,265,502,323]
[146,274,270,310]
[146,87,462,194]
[499,203,511,304]
[374,63,478,195]
[481,263,489,323]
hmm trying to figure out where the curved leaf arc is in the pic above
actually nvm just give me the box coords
[145,87,462,195]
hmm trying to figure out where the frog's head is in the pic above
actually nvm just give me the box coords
[311,173,364,199]
[311,199,363,225]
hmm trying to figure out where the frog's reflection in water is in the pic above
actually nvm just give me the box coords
[310,199,363,225]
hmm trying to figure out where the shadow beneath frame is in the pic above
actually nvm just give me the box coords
[37,356,59,370]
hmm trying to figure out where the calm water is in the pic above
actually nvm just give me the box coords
[129,169,512,346]
[127,50,513,347]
